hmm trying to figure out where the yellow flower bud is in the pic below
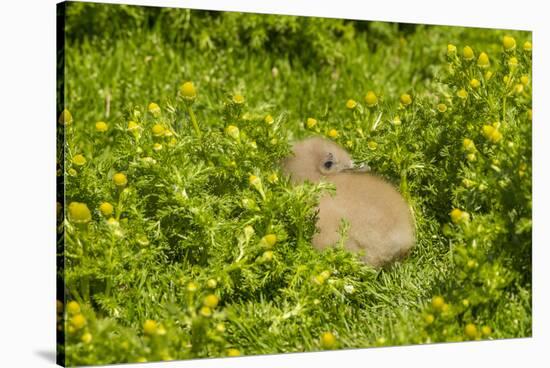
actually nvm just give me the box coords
[437,103,447,113]
[447,44,457,57]
[143,319,157,335]
[67,301,80,315]
[151,124,165,137]
[508,57,519,68]
[72,154,86,166]
[481,326,492,336]
[477,52,489,68]
[450,208,469,224]
[113,172,128,188]
[346,99,357,109]
[70,314,86,330]
[264,114,274,125]
[59,109,73,125]
[400,93,412,106]
[81,332,93,344]
[523,41,532,52]
[520,75,529,86]
[482,125,502,143]
[95,121,108,133]
[179,81,196,101]
[232,94,245,105]
[503,36,516,51]
[464,323,478,339]
[306,118,317,129]
[431,296,445,311]
[200,306,212,317]
[226,348,241,357]
[99,202,114,217]
[68,202,92,224]
[320,332,337,349]
[328,129,339,138]
[226,125,240,140]
[261,234,277,248]
[203,294,219,308]
[148,102,161,117]
[469,79,480,89]
[456,89,468,99]
[364,91,378,107]
[463,46,474,60]
[463,138,476,152]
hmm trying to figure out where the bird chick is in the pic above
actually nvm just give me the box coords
[282,136,415,267]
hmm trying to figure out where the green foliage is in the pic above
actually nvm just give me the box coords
[58,3,531,366]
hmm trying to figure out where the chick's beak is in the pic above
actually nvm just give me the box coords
[343,161,371,173]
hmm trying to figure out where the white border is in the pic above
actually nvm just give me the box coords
[0,1,548,367]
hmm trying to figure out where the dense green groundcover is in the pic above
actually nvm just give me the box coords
[57,3,532,366]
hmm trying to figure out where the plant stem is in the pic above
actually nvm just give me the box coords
[187,105,201,137]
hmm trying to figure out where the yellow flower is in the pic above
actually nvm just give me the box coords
[364,91,378,107]
[58,109,73,125]
[481,326,492,337]
[203,294,219,308]
[70,314,86,330]
[392,116,402,125]
[81,332,93,344]
[232,94,245,105]
[450,208,470,224]
[151,124,165,137]
[143,319,157,336]
[447,44,457,57]
[207,279,217,289]
[466,153,476,162]
[187,281,198,292]
[67,301,81,315]
[523,41,532,52]
[225,125,240,140]
[400,93,412,106]
[437,103,447,113]
[328,129,339,138]
[514,84,524,94]
[464,323,478,339]
[431,296,445,311]
[95,121,108,133]
[320,332,337,349]
[226,348,241,357]
[463,138,476,152]
[482,125,502,143]
[484,70,493,80]
[462,46,474,60]
[503,35,516,51]
[306,117,317,129]
[261,234,277,248]
[469,79,480,89]
[148,102,161,117]
[456,89,468,99]
[267,172,278,184]
[179,81,196,101]
[200,306,212,317]
[508,57,519,68]
[264,114,274,125]
[520,75,529,85]
[477,52,489,68]
[68,202,92,224]
[72,154,86,166]
[424,314,435,325]
[113,172,128,188]
[153,143,163,152]
[261,250,274,262]
[99,202,114,217]
[346,99,357,109]
[367,141,378,150]
[216,323,226,332]
[127,121,140,131]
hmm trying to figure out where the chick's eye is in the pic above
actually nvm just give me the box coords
[324,160,333,169]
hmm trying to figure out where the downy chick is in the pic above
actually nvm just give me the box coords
[282,136,415,267]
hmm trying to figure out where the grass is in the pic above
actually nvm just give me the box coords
[57,3,532,366]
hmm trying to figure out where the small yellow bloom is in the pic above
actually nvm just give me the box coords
[482,125,502,143]
[70,314,86,330]
[153,143,163,152]
[187,281,198,292]
[261,234,277,248]
[72,154,86,166]
[151,124,165,137]
[367,141,378,150]
[437,103,447,113]
[456,89,468,99]
[261,250,274,262]
[364,91,378,107]
[264,114,274,125]
[514,84,524,94]
[508,57,519,68]
[225,125,240,140]
[447,44,457,57]
[520,75,529,86]
[464,323,478,339]
[477,52,489,68]
[143,319,157,335]
[226,348,241,357]
[431,296,445,311]
[328,129,339,138]
[148,102,161,117]
[469,79,480,89]
[267,173,278,184]
[466,153,476,162]
[503,36,516,51]
[232,94,245,105]
[484,70,493,80]
[207,279,217,289]
[462,46,474,60]
[203,294,219,308]
[320,332,337,349]
[81,332,93,344]
[59,109,73,125]
[179,81,196,101]
[99,202,114,217]
[113,172,128,188]
[523,41,532,52]
[216,323,226,332]
[68,202,92,224]
[450,208,470,224]
[481,326,492,336]
[424,314,435,325]
[463,138,476,152]
[306,118,317,129]
[127,121,140,131]
[67,301,80,315]
[346,99,357,109]
[400,93,412,106]
[95,121,108,133]
[200,306,212,317]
